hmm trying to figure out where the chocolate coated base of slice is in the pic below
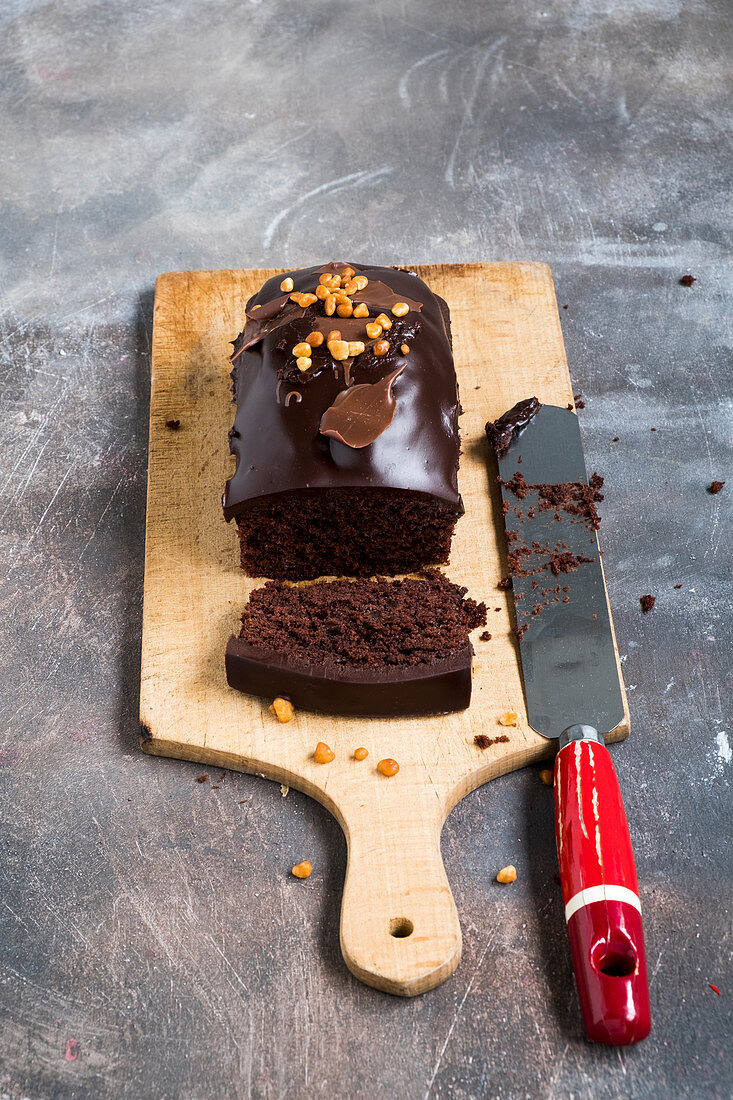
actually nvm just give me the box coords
[225,637,473,718]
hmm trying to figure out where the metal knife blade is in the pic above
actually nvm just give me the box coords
[496,403,624,739]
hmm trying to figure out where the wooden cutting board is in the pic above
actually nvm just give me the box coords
[140,263,628,997]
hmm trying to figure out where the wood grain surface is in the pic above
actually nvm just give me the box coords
[139,263,628,996]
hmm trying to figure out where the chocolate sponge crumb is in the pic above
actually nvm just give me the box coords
[679,274,696,287]
[479,631,492,641]
[708,481,725,495]
[165,418,181,430]
[474,734,510,749]
[640,595,656,613]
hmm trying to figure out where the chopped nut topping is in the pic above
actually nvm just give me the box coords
[319,273,335,286]
[336,302,354,318]
[352,275,368,291]
[306,331,324,347]
[291,861,312,879]
[315,284,329,301]
[353,302,369,318]
[354,747,369,761]
[499,712,518,727]
[333,291,351,305]
[392,302,409,317]
[280,277,294,293]
[340,266,355,283]
[375,313,392,330]
[327,339,349,361]
[347,341,366,356]
[290,292,317,307]
[292,342,312,358]
[314,741,335,764]
[377,758,400,777]
[326,329,342,343]
[269,697,295,723]
[539,768,554,786]
[296,356,312,372]
[324,294,337,316]
[400,344,410,354]
[365,321,383,339]
[373,339,390,357]
[496,865,517,884]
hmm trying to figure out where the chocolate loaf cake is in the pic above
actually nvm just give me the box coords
[223,262,464,580]
[225,572,487,716]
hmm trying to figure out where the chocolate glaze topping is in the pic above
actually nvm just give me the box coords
[223,262,463,520]
[485,397,542,459]
[320,366,405,448]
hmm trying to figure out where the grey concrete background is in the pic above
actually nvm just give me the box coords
[0,1,731,1098]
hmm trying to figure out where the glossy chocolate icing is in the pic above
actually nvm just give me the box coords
[225,636,473,717]
[485,397,542,459]
[223,262,464,520]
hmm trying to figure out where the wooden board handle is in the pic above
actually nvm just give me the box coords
[339,792,461,996]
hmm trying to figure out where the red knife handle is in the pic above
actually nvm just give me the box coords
[554,730,651,1045]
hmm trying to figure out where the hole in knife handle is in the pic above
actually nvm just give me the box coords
[592,938,638,978]
[389,917,414,938]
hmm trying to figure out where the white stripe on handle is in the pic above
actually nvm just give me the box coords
[565,884,642,923]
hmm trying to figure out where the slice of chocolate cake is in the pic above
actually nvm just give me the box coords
[225,572,487,717]
[223,261,464,580]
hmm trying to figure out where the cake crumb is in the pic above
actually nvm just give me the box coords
[480,631,492,641]
[195,774,209,783]
[291,861,312,879]
[474,734,510,749]
[640,594,656,613]
[496,865,517,884]
[674,584,682,589]
[539,768,554,786]
[679,274,696,287]
[499,712,518,727]
[270,697,295,723]
[314,742,335,764]
[612,436,619,442]
[165,418,181,430]
[708,480,725,494]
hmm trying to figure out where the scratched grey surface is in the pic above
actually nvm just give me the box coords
[0,1,731,1098]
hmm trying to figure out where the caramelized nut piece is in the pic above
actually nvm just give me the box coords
[539,768,554,786]
[353,302,369,318]
[365,321,383,340]
[499,712,518,727]
[347,341,366,356]
[280,277,294,293]
[306,330,324,347]
[352,275,368,291]
[296,356,312,372]
[327,339,349,361]
[292,342,312,358]
[377,758,400,777]
[315,284,329,301]
[496,864,517,884]
[326,329,342,343]
[373,339,390,356]
[375,313,392,330]
[333,291,351,305]
[319,272,335,285]
[314,741,335,764]
[336,302,354,318]
[392,302,409,317]
[291,861,313,879]
[269,697,294,723]
[400,344,410,354]
[324,293,337,316]
[354,747,369,761]
[340,266,355,283]
[290,292,318,307]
